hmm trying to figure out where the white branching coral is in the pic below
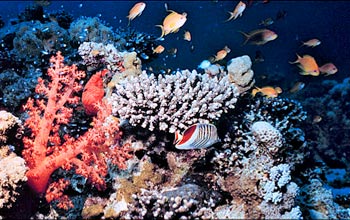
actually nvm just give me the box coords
[108,70,239,133]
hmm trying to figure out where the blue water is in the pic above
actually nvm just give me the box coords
[1,1,349,84]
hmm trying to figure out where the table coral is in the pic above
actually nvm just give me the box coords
[108,69,239,133]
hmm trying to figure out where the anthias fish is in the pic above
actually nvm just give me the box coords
[156,10,187,39]
[174,123,220,150]
[239,29,278,45]
[289,54,319,76]
[225,1,246,22]
[127,2,146,26]
[252,86,282,98]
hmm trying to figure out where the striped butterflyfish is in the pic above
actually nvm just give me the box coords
[174,123,220,150]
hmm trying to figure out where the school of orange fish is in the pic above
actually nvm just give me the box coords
[126,1,338,150]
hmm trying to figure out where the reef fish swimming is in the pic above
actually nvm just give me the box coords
[289,54,320,76]
[156,10,187,39]
[225,1,246,22]
[174,123,220,150]
[239,29,278,45]
[252,86,282,98]
[127,2,146,26]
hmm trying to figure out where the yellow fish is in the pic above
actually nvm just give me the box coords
[156,10,187,39]
[289,54,319,76]
[252,86,282,98]
[127,2,146,26]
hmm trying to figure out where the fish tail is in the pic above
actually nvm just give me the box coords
[238,31,250,45]
[155,25,165,40]
[224,12,235,22]
[289,53,300,64]
[251,88,259,97]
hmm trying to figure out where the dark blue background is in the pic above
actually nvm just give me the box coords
[1,1,349,89]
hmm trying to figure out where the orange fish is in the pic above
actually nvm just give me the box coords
[289,54,319,76]
[300,38,321,48]
[225,1,246,22]
[183,30,191,41]
[82,69,108,115]
[252,86,282,98]
[153,45,165,54]
[319,63,338,76]
[211,46,231,62]
[174,123,220,150]
[156,10,187,39]
[239,29,278,45]
[127,2,146,26]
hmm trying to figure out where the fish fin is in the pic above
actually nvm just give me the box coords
[166,9,176,13]
[208,56,216,63]
[155,25,165,40]
[238,31,250,46]
[174,131,182,144]
[127,16,131,27]
[289,53,301,64]
[251,88,260,97]
[224,11,235,22]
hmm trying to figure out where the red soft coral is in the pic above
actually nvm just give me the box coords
[22,52,132,208]
[82,69,108,116]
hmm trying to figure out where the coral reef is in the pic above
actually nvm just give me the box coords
[68,17,117,45]
[0,110,23,145]
[0,146,28,209]
[108,69,239,133]
[227,55,255,94]
[22,52,132,209]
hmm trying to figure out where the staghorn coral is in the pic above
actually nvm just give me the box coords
[0,146,28,209]
[123,183,222,220]
[108,70,239,133]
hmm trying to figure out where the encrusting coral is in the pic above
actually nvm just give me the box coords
[108,69,240,133]
[22,52,132,209]
[0,146,28,209]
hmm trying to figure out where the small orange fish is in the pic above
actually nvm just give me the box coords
[239,29,278,45]
[153,45,165,54]
[183,30,191,41]
[212,46,231,62]
[252,86,282,98]
[127,2,146,26]
[174,123,220,150]
[225,1,246,22]
[319,63,338,76]
[300,38,321,48]
[289,54,319,76]
[289,81,305,93]
[156,10,187,39]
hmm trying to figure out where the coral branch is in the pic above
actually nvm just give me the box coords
[22,52,132,205]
